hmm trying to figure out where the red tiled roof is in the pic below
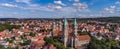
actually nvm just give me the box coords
[44,44,56,49]
[49,44,56,49]
[78,35,91,41]
[75,46,83,49]
[0,31,6,37]
[22,29,31,33]
[18,45,22,49]
[8,43,14,47]
[32,40,45,46]
[53,30,61,34]
[12,29,19,33]
[26,36,32,39]
[38,35,46,39]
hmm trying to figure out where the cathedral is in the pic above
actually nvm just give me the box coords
[52,18,91,49]
[63,18,78,48]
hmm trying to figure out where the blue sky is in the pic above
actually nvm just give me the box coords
[0,0,120,18]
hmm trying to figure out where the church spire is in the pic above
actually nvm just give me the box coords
[64,18,68,26]
[74,18,78,37]
[74,18,77,26]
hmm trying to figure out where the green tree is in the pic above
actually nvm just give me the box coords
[0,23,20,31]
[6,38,13,43]
[20,40,31,46]
[88,36,120,49]
[44,37,69,49]
[29,32,36,37]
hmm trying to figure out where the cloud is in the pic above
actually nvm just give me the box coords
[15,0,45,9]
[73,3,89,12]
[115,1,120,5]
[0,14,4,17]
[18,5,55,12]
[110,6,116,9]
[47,4,75,13]
[61,7,76,12]
[73,3,88,9]
[54,0,66,6]
[15,0,52,11]
[47,0,90,17]
[47,3,77,16]
[68,0,72,1]
[54,6,62,10]
[103,5,116,14]
[68,0,79,2]
[47,3,63,11]
[0,3,18,8]
[89,14,104,18]
[15,0,30,4]
[15,0,42,8]
[13,12,18,15]
[100,1,120,17]
[74,0,79,2]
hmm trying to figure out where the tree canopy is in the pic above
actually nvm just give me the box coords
[87,36,120,49]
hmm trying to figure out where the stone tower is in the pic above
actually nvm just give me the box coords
[74,18,78,38]
[74,18,78,48]
[63,18,68,47]
[52,19,55,37]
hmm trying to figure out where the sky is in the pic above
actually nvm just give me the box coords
[0,0,120,18]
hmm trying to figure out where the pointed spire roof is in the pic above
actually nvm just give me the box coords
[74,18,77,25]
[52,19,55,24]
[64,18,68,25]
[53,22,55,24]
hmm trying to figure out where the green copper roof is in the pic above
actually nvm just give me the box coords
[64,18,68,25]
[53,22,55,24]
[74,18,77,25]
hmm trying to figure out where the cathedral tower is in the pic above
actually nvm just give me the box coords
[71,18,78,48]
[63,18,68,47]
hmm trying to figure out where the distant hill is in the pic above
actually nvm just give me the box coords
[0,18,18,21]
[0,17,120,23]
[77,17,120,23]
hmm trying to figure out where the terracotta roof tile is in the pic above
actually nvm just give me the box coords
[32,40,45,46]
[22,29,31,33]
[44,44,56,49]
[78,35,91,41]
[75,46,83,49]
[0,31,6,37]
